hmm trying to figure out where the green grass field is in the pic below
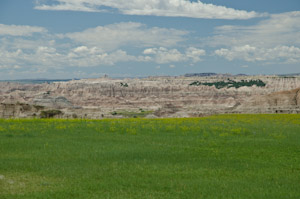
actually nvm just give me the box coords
[0,115,300,199]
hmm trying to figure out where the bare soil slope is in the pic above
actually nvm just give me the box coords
[1,75,300,118]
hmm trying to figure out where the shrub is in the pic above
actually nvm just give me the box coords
[111,111,118,116]
[33,105,45,111]
[40,110,63,118]
[189,79,266,89]
[120,82,128,87]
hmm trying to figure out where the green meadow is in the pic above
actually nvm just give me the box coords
[0,115,300,198]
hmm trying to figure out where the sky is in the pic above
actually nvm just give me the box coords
[0,0,300,79]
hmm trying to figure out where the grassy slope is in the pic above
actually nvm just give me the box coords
[0,115,299,199]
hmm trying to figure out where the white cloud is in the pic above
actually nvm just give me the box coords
[0,47,61,68]
[0,45,143,68]
[143,47,205,63]
[68,47,141,66]
[0,24,47,36]
[0,37,57,51]
[73,46,90,53]
[0,65,21,69]
[0,44,205,69]
[185,47,206,62]
[35,0,263,19]
[143,48,157,55]
[0,22,192,70]
[143,47,184,63]
[210,11,300,64]
[215,45,300,63]
[34,0,101,12]
[65,22,187,51]
[209,11,300,48]
[169,64,176,68]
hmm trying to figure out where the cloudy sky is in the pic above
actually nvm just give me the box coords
[0,0,300,79]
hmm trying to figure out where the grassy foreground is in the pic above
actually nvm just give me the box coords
[0,115,300,199]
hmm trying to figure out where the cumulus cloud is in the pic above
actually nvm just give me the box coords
[0,24,47,36]
[185,47,206,62]
[215,45,300,63]
[143,47,205,63]
[0,37,56,51]
[209,11,300,64]
[34,0,263,19]
[0,65,21,69]
[143,47,184,63]
[68,46,141,66]
[0,22,195,71]
[0,45,205,69]
[0,47,62,68]
[209,11,300,48]
[34,0,101,12]
[65,22,187,51]
[0,45,144,69]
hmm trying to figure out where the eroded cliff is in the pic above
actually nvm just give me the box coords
[1,75,300,118]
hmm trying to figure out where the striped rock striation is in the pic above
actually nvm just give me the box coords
[1,75,300,118]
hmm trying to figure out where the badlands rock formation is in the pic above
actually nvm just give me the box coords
[0,75,300,118]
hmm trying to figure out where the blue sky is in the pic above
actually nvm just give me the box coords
[0,0,299,79]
